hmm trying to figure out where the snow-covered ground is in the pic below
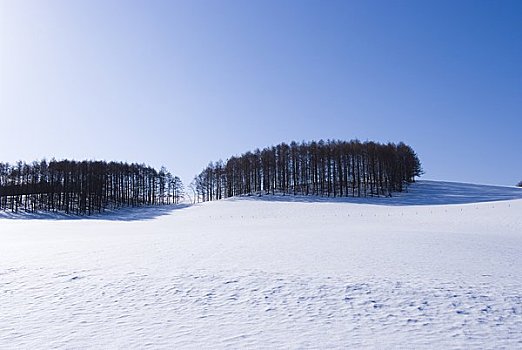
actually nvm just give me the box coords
[1,180,521,349]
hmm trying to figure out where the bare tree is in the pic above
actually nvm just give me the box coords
[195,139,422,202]
[0,160,183,215]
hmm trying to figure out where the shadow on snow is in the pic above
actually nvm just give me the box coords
[0,204,191,221]
[229,180,522,206]
[1,181,521,220]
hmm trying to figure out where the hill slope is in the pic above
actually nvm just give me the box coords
[1,181,521,348]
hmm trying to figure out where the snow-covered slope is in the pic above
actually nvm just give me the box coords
[1,181,521,349]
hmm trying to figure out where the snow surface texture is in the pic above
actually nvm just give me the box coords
[1,180,521,349]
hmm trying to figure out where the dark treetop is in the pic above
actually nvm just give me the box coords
[0,160,183,215]
[194,139,422,202]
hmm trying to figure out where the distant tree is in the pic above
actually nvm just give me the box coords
[195,139,423,202]
[172,176,185,204]
[0,160,182,215]
[187,179,198,204]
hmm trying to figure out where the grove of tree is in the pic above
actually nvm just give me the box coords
[0,160,183,215]
[194,139,422,202]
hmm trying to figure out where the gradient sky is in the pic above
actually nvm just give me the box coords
[1,0,521,186]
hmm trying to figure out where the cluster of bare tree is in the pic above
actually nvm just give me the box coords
[0,160,183,215]
[194,140,422,202]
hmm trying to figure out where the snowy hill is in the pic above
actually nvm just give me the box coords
[1,181,521,348]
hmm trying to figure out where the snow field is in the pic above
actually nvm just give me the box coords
[1,181,521,348]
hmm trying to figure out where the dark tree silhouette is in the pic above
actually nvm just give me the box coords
[194,139,422,202]
[0,160,183,215]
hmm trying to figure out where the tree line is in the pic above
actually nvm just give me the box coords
[0,160,183,215]
[194,140,422,202]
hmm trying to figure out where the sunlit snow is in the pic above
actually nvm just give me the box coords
[1,181,521,348]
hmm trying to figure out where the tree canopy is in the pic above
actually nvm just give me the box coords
[194,139,422,202]
[0,160,183,215]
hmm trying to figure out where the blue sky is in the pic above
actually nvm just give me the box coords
[1,0,521,186]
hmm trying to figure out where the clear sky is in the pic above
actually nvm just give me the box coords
[1,0,521,186]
